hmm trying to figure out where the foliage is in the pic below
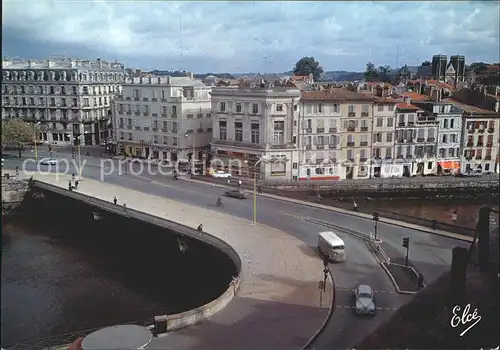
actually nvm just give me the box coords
[377,65,391,82]
[469,62,488,73]
[421,61,431,67]
[1,119,35,157]
[364,62,379,82]
[293,57,324,81]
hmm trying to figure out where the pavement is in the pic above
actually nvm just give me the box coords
[4,155,471,349]
[31,172,334,349]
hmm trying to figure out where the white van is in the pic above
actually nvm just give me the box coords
[318,231,346,263]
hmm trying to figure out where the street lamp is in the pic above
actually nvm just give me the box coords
[33,122,41,162]
[184,133,196,172]
[372,212,380,241]
[251,155,269,225]
[76,132,88,179]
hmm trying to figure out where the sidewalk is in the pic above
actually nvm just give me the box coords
[185,177,474,243]
[32,173,333,349]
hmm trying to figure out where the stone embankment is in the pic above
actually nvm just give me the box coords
[1,173,29,215]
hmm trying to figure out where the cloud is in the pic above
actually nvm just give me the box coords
[2,0,499,72]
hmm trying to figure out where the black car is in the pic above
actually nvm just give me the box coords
[224,189,248,199]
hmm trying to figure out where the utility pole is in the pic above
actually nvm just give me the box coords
[402,237,410,267]
[372,212,380,241]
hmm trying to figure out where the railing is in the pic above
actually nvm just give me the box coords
[211,139,265,149]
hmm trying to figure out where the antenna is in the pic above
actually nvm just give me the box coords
[396,45,400,69]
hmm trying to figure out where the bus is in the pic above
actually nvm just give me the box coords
[318,231,346,263]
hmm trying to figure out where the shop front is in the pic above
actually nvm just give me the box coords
[298,163,344,181]
[437,160,460,175]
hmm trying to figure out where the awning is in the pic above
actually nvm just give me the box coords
[438,161,460,170]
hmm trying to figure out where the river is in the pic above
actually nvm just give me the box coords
[1,190,236,348]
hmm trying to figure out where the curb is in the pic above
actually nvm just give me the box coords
[303,267,336,350]
[184,178,473,243]
[380,262,422,295]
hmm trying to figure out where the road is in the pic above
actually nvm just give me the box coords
[3,153,469,349]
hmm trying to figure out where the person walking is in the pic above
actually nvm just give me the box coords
[352,198,359,212]
[452,210,458,222]
[227,179,231,186]
[72,173,75,181]
[75,180,79,189]
[197,224,203,233]
[68,180,73,191]
[113,196,118,205]
[15,166,19,176]
[238,179,242,187]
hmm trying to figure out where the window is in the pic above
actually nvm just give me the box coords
[385,147,392,158]
[347,134,354,143]
[134,89,140,98]
[347,149,353,160]
[220,102,226,112]
[236,103,242,113]
[317,135,324,145]
[377,105,383,112]
[448,148,455,157]
[408,114,415,125]
[277,104,283,112]
[270,161,286,176]
[360,149,367,159]
[252,104,258,114]
[362,105,369,113]
[219,121,227,140]
[443,119,449,128]
[373,147,381,158]
[172,106,177,115]
[235,122,243,141]
[251,123,259,143]
[333,104,339,113]
[386,133,393,142]
[376,117,383,127]
[450,134,456,143]
[387,117,394,127]
[439,148,446,157]
[273,121,285,145]
[329,135,337,145]
[348,105,355,113]
[374,133,382,142]
[442,134,447,143]
[450,118,454,128]
[318,104,323,113]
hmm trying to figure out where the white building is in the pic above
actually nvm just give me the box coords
[113,75,212,162]
[2,57,126,146]
[210,83,301,181]
[414,101,463,175]
[371,97,397,177]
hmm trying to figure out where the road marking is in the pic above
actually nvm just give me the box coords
[282,212,306,220]
[336,287,395,294]
[335,305,398,311]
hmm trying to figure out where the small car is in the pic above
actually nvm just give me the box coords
[40,158,58,165]
[224,189,247,199]
[354,284,376,316]
[212,171,232,179]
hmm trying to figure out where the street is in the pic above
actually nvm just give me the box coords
[3,153,469,348]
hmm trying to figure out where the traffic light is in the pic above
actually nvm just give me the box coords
[373,212,380,221]
[402,237,409,248]
[323,255,329,267]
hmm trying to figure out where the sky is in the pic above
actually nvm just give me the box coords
[2,1,499,73]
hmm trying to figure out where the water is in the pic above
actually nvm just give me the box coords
[1,190,236,348]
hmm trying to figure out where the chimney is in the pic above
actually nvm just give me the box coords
[166,76,171,84]
[403,96,411,104]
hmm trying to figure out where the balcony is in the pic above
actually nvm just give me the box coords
[316,159,324,164]
[328,144,337,149]
[171,114,177,119]
[119,124,124,129]
[487,143,493,147]
[143,112,149,116]
[360,141,368,146]
[161,98,167,102]
[347,141,355,147]
[161,113,167,118]
[162,128,168,132]
[143,127,150,131]
[50,117,57,121]
[135,126,141,130]
[488,128,494,133]
[348,112,356,117]
[152,113,158,117]
[331,158,337,163]
[361,112,369,117]
[143,98,149,102]
[316,144,325,149]
[417,137,425,142]
[134,97,140,101]
[477,142,484,147]
[305,128,312,133]
[467,142,473,147]
[316,127,325,133]
[398,122,406,127]
[476,156,482,160]
[347,127,355,132]
[485,155,492,160]
[385,156,392,160]
[134,112,140,116]
[126,125,133,129]
[152,98,158,102]
[468,129,474,134]
[478,129,485,134]
[397,155,404,159]
[125,97,131,101]
[305,145,312,150]
[360,158,368,162]
[396,139,404,144]
[406,154,414,159]
[329,127,337,133]
[360,127,368,132]
[408,122,415,126]
[427,137,435,142]
[211,138,265,149]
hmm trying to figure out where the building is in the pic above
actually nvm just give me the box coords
[371,97,397,177]
[445,55,466,87]
[444,99,500,175]
[210,83,301,181]
[394,98,438,176]
[113,75,212,162]
[431,55,447,81]
[413,101,463,175]
[298,90,345,181]
[2,57,126,146]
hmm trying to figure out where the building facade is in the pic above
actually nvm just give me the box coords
[113,75,212,162]
[394,101,438,176]
[414,101,463,175]
[2,57,126,146]
[299,91,344,181]
[371,98,397,177]
[210,84,301,181]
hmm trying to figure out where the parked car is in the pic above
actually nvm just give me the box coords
[354,284,376,316]
[212,171,232,179]
[40,158,58,165]
[224,189,247,199]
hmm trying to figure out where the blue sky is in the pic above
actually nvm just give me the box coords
[2,1,499,73]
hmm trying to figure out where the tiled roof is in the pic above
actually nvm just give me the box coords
[396,103,419,110]
[442,98,499,115]
[426,80,454,90]
[401,92,429,101]
[292,75,310,81]
[375,97,398,104]
[301,89,375,102]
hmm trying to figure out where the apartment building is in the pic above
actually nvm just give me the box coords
[371,97,397,178]
[113,75,212,162]
[2,57,126,146]
[338,90,376,179]
[299,91,344,180]
[445,99,500,174]
[394,100,438,176]
[413,101,463,175]
[210,83,301,181]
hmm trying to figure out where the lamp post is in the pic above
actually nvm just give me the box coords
[185,133,196,173]
[252,155,268,225]
[33,122,41,162]
[76,132,88,179]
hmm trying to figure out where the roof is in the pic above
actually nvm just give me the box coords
[442,98,499,115]
[357,284,373,295]
[301,89,375,102]
[426,80,454,90]
[375,97,398,104]
[292,74,311,81]
[401,92,429,101]
[319,231,344,247]
[396,103,419,110]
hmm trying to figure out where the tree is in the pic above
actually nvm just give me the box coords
[364,62,379,82]
[1,119,35,158]
[421,61,431,67]
[469,62,488,73]
[377,65,391,82]
[293,57,324,81]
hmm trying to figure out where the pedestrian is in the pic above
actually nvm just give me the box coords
[353,198,358,212]
[15,166,19,176]
[75,180,79,189]
[197,224,203,233]
[72,173,75,181]
[452,210,458,222]
[431,219,437,230]
[227,179,231,186]
[113,196,118,205]
[68,180,73,191]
